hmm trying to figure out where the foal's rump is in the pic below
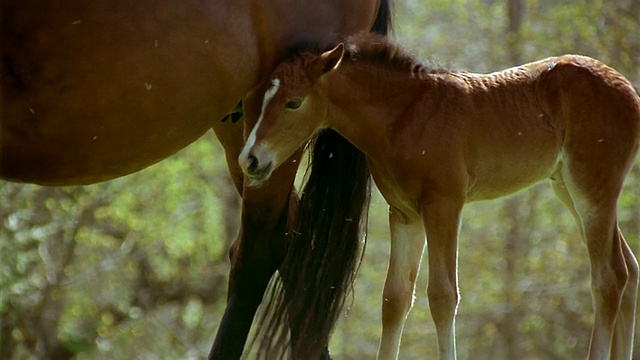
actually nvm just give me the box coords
[536,55,640,188]
[458,55,640,201]
[538,55,640,132]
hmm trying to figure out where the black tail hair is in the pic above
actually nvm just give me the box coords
[253,2,392,358]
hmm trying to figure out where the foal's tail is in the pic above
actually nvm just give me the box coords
[253,2,392,359]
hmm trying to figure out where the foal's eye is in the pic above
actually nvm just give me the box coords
[285,100,302,110]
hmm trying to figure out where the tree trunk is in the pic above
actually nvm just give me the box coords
[506,0,524,65]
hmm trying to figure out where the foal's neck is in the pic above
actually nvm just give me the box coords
[325,61,432,157]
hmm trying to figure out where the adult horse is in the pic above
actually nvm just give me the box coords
[1,1,392,358]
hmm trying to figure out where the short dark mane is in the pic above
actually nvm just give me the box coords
[344,33,450,76]
[285,33,449,77]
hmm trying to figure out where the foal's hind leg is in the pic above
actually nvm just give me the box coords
[377,208,426,360]
[551,163,638,360]
[610,234,638,360]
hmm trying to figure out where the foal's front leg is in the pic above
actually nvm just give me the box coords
[422,196,463,360]
[377,207,426,360]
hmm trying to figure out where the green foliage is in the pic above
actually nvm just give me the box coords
[2,133,234,359]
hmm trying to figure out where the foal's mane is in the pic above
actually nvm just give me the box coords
[285,33,449,78]
[343,33,450,77]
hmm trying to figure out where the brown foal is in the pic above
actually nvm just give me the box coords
[239,33,640,359]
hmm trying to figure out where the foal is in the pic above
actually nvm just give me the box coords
[239,33,640,359]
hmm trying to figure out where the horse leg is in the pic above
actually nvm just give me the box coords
[551,163,636,360]
[210,109,301,358]
[209,161,300,359]
[377,208,426,360]
[611,231,638,360]
[421,196,463,360]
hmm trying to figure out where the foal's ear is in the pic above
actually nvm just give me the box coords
[310,43,345,78]
[320,43,345,72]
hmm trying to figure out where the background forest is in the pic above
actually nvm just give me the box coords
[2,0,639,359]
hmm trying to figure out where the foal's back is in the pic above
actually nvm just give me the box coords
[372,52,639,360]
[422,55,640,201]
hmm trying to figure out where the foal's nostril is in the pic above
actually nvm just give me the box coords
[247,154,259,173]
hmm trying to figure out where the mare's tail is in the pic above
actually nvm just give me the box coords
[253,2,393,359]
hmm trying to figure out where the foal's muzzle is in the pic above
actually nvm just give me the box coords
[239,152,274,183]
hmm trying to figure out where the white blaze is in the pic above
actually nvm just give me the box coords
[243,78,280,151]
[239,78,280,176]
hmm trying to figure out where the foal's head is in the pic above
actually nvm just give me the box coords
[239,43,345,183]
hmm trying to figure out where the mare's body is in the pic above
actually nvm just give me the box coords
[2,3,392,358]
[239,33,640,359]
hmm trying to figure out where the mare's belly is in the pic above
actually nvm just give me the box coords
[1,0,242,185]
